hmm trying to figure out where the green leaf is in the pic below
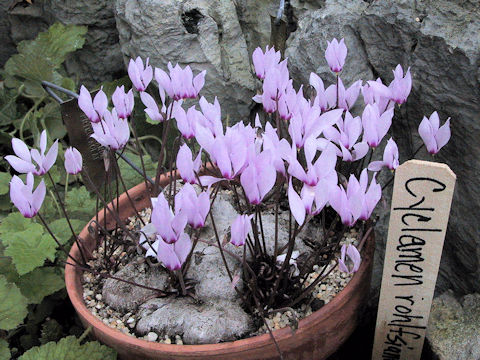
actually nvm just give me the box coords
[0,275,28,330]
[65,187,96,222]
[117,152,156,191]
[17,267,64,304]
[0,213,40,236]
[0,84,18,126]
[0,173,10,195]
[19,336,116,360]
[0,194,13,213]
[0,245,19,283]
[42,102,66,139]
[0,338,10,360]
[4,23,87,97]
[49,218,85,245]
[4,229,57,275]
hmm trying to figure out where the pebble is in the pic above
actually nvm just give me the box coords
[127,317,135,324]
[95,294,102,301]
[147,332,158,342]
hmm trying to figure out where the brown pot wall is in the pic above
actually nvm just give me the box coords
[65,174,375,360]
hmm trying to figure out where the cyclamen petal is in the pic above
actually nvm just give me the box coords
[230,214,254,247]
[288,179,306,226]
[177,144,201,184]
[156,236,182,271]
[64,147,83,175]
[338,244,362,274]
[10,174,46,218]
[128,57,153,92]
[6,133,58,175]
[325,38,347,73]
[418,112,451,154]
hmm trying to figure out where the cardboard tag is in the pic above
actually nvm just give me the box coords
[372,160,456,360]
[60,96,107,191]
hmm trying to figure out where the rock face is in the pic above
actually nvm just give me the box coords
[0,0,124,86]
[427,291,480,360]
[114,0,256,121]
[286,0,373,88]
[44,0,124,86]
[286,0,480,296]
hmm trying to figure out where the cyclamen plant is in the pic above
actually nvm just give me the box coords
[6,38,451,338]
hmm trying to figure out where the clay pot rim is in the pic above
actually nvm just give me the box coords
[65,174,374,355]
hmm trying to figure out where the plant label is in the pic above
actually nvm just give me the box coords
[60,95,108,190]
[372,160,456,360]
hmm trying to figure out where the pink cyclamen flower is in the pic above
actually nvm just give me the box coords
[338,244,361,274]
[177,144,202,185]
[329,184,362,227]
[368,138,399,171]
[64,147,83,175]
[112,86,134,119]
[418,111,451,155]
[361,103,394,148]
[91,109,130,150]
[240,151,277,205]
[199,96,223,137]
[389,64,412,104]
[330,171,381,226]
[230,214,254,247]
[147,233,191,271]
[252,59,291,114]
[155,62,206,101]
[325,78,362,111]
[140,92,166,122]
[174,183,210,229]
[262,122,291,176]
[349,169,381,221]
[362,79,393,115]
[10,173,46,218]
[78,85,108,123]
[252,46,281,80]
[128,57,153,92]
[309,72,329,112]
[196,124,250,181]
[325,38,347,73]
[173,103,201,140]
[5,130,58,176]
[151,193,187,244]
[288,140,338,187]
[288,178,306,226]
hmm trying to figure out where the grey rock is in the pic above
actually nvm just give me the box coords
[0,0,123,86]
[0,3,17,66]
[44,0,124,86]
[357,0,480,296]
[136,297,252,344]
[427,291,480,360]
[114,0,256,121]
[102,262,170,312]
[286,0,373,90]
[235,0,325,56]
[190,239,242,301]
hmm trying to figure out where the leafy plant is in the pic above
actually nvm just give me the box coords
[19,334,115,360]
[0,22,117,358]
[0,23,86,153]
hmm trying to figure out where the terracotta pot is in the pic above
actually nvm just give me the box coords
[65,174,375,360]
